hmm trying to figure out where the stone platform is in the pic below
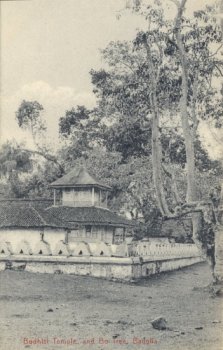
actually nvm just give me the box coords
[0,254,203,280]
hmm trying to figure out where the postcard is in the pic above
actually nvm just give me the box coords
[0,0,222,349]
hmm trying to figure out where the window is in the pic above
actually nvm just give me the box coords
[85,226,92,238]
[113,228,124,244]
[85,225,92,233]
[68,229,79,243]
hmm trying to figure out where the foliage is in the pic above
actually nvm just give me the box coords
[2,0,222,250]
[16,100,46,139]
[24,162,62,199]
[59,105,91,137]
[0,141,34,198]
[0,141,33,178]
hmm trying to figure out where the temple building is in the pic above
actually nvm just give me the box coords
[0,167,132,256]
[49,166,131,244]
[0,167,202,279]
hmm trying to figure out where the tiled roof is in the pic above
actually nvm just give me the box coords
[0,200,66,229]
[0,202,44,228]
[45,206,132,227]
[0,199,53,208]
[50,166,111,190]
[0,200,132,229]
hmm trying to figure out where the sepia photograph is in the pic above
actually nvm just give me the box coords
[0,0,223,349]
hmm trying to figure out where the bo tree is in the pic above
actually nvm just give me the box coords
[91,0,222,280]
[169,0,222,281]
[127,0,223,281]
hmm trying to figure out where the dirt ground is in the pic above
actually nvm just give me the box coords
[0,262,222,350]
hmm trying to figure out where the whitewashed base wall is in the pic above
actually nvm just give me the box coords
[0,255,203,280]
[0,231,204,280]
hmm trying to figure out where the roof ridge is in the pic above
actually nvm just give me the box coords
[0,198,52,202]
[30,205,48,226]
[45,206,132,226]
[50,166,111,190]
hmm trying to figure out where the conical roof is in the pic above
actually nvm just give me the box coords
[50,166,111,190]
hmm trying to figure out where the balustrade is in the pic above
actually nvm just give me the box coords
[133,241,200,259]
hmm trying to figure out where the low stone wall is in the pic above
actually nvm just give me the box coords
[0,254,203,280]
[134,241,200,259]
[0,240,128,257]
[0,239,200,258]
[0,239,204,280]
[132,257,203,278]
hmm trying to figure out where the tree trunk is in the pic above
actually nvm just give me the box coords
[174,0,197,203]
[214,180,223,283]
[151,93,172,216]
[173,0,210,273]
[143,37,172,217]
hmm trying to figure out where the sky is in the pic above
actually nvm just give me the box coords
[0,0,222,157]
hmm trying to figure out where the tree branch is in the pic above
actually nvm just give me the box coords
[18,148,64,174]
[162,164,182,204]
[207,43,223,58]
[214,64,223,76]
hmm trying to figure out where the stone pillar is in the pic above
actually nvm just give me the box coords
[91,187,95,206]
[99,189,101,207]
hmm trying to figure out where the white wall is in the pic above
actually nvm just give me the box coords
[62,189,74,205]
[134,240,200,259]
[0,228,41,252]
[0,256,203,280]
[44,228,66,250]
[0,227,66,254]
[0,226,115,255]
[61,188,106,207]
[62,188,96,206]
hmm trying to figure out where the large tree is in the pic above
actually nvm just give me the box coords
[10,2,223,286]
[89,0,223,280]
[168,0,222,280]
[122,0,223,281]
